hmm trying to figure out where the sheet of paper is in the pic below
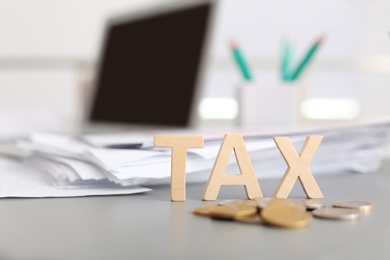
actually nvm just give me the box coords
[88,148,166,169]
[0,157,151,198]
[83,133,154,147]
[31,132,89,154]
[40,155,108,181]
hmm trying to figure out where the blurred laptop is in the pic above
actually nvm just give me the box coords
[84,0,217,134]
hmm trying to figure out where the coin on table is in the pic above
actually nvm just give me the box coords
[218,199,245,206]
[209,205,258,220]
[312,208,361,220]
[260,203,312,228]
[234,214,263,225]
[302,199,325,211]
[192,205,221,217]
[332,200,373,212]
[242,199,260,208]
[258,198,306,212]
[257,197,274,210]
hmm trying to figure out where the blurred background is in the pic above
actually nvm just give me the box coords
[1,0,390,133]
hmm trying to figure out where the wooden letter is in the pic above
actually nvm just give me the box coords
[273,136,324,199]
[202,134,263,201]
[154,136,204,202]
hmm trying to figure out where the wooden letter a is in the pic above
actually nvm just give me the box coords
[273,136,324,199]
[202,134,263,201]
[154,136,204,202]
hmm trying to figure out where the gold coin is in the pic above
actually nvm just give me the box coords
[234,214,263,224]
[312,208,361,220]
[218,199,245,206]
[332,200,373,212]
[242,199,260,208]
[192,205,221,217]
[242,201,260,214]
[258,198,306,212]
[209,204,257,220]
[303,199,325,211]
[257,197,274,210]
[260,204,312,228]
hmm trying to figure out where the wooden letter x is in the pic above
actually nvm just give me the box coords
[202,134,263,201]
[273,136,324,199]
[154,136,204,202]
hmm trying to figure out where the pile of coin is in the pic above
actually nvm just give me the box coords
[192,198,372,228]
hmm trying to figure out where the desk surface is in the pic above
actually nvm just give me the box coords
[0,162,390,260]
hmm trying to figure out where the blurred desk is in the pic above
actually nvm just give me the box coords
[0,162,389,260]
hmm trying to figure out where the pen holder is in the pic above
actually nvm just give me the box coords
[237,83,300,128]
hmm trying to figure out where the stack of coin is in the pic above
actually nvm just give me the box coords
[257,197,306,212]
[260,199,311,228]
[209,204,257,220]
[311,200,373,220]
[302,199,325,211]
[192,198,373,228]
[193,199,257,220]
[311,208,360,220]
[332,200,373,212]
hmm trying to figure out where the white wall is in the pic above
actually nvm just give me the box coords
[0,0,164,58]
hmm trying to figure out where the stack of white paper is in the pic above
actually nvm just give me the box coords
[19,120,390,191]
[0,157,151,198]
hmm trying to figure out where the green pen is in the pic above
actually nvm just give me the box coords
[281,39,294,81]
[290,36,324,81]
[230,40,253,81]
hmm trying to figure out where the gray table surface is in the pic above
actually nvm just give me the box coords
[0,161,390,260]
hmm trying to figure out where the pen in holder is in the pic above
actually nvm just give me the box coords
[237,83,300,128]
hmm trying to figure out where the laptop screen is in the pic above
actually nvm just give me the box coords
[89,2,212,128]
